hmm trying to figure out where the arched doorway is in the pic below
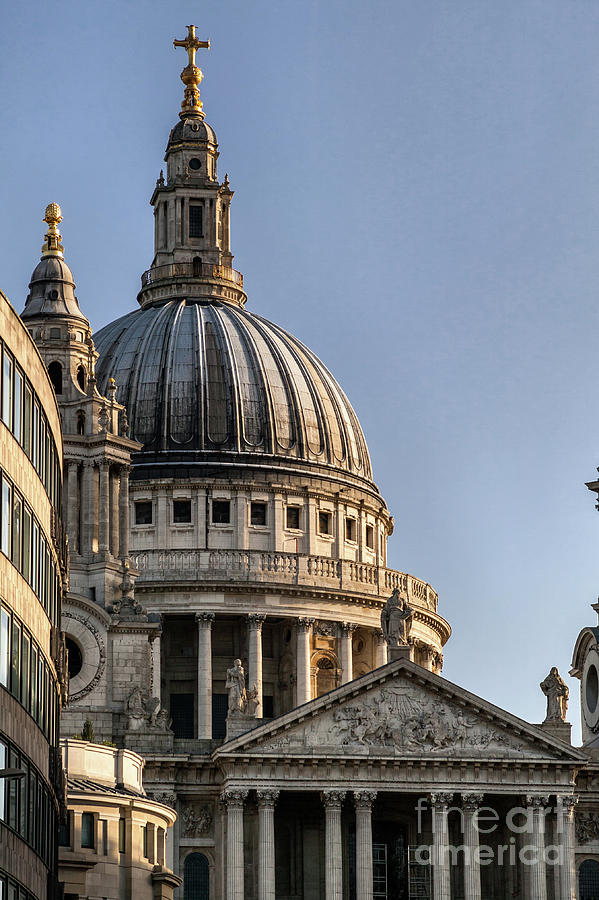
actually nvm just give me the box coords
[184,851,210,900]
[579,859,599,900]
[314,654,339,697]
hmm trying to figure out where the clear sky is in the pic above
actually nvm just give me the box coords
[2,0,599,740]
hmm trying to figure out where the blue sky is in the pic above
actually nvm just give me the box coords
[2,0,599,739]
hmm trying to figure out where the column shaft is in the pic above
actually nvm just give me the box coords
[340,624,355,684]
[110,467,120,555]
[66,460,79,555]
[196,613,214,739]
[296,619,313,705]
[374,630,388,668]
[462,794,483,900]
[80,461,95,555]
[151,630,161,703]
[431,793,452,900]
[527,797,548,900]
[118,465,130,558]
[557,796,577,900]
[248,615,265,717]
[99,462,110,551]
[322,792,345,900]
[257,791,279,900]
[354,792,376,900]
[222,790,247,900]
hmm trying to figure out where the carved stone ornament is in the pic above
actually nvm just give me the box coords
[126,688,173,733]
[181,804,213,837]
[62,611,106,703]
[247,614,266,630]
[321,790,346,809]
[461,793,485,811]
[576,811,599,845]
[256,790,280,808]
[220,789,248,808]
[151,792,177,808]
[314,620,337,637]
[430,792,454,808]
[297,617,315,632]
[525,795,551,809]
[353,791,377,809]
[195,611,215,626]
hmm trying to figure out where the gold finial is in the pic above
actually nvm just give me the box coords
[173,25,210,119]
[41,203,64,258]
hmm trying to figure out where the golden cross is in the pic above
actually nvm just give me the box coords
[173,25,210,68]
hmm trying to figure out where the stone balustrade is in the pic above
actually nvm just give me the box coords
[130,549,438,611]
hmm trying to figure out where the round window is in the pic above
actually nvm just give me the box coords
[66,636,83,680]
[189,158,201,170]
[587,663,599,714]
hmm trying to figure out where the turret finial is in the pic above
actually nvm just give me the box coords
[41,203,64,258]
[173,25,210,120]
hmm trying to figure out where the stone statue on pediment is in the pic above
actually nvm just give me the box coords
[540,666,569,722]
[226,659,247,713]
[381,589,414,647]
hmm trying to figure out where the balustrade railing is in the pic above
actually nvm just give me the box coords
[130,548,438,611]
[140,261,244,288]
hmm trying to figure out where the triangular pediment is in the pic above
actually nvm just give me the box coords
[215,659,585,763]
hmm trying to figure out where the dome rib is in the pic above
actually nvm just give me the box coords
[94,300,375,484]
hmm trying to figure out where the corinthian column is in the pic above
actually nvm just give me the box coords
[222,789,248,900]
[196,612,215,739]
[66,460,79,555]
[248,614,265,717]
[430,792,453,900]
[526,795,549,900]
[296,618,314,706]
[462,793,484,900]
[118,465,130,559]
[340,623,356,684]
[556,794,577,900]
[99,461,110,551]
[257,790,279,900]
[353,791,376,900]
[374,629,387,668]
[322,791,345,900]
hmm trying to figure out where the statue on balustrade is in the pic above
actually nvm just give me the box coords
[381,588,414,647]
[540,666,569,722]
[226,659,247,713]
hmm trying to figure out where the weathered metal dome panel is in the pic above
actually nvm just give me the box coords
[94,300,373,481]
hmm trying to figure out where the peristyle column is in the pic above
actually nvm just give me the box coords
[322,790,345,900]
[374,629,388,668]
[296,617,314,705]
[118,464,130,559]
[248,614,265,717]
[110,466,120,555]
[66,460,79,555]
[430,792,453,900]
[526,794,549,900]
[222,788,248,900]
[196,612,215,739]
[556,794,577,900]
[98,461,110,551]
[340,623,356,684]
[257,789,279,900]
[354,791,376,900]
[462,792,484,900]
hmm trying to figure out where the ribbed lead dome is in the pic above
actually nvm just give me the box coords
[94,300,374,483]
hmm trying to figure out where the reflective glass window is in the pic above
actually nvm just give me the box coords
[81,812,95,849]
[0,609,9,687]
[21,633,29,709]
[10,621,20,699]
[2,350,13,430]
[11,495,22,569]
[21,508,31,583]
[30,645,37,721]
[23,385,31,457]
[1,478,10,556]
[13,369,22,444]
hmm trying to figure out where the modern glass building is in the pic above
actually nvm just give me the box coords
[0,288,67,900]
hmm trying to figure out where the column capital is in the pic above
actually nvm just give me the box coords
[341,622,358,634]
[196,611,215,626]
[99,459,110,471]
[118,463,131,475]
[321,790,346,810]
[461,792,484,811]
[430,792,454,808]
[525,794,550,809]
[256,789,280,808]
[353,790,376,809]
[248,614,266,630]
[221,788,248,809]
[297,617,315,632]
[557,794,578,812]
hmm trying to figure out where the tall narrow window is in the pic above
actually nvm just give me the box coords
[13,369,23,443]
[23,384,32,456]
[81,812,95,849]
[1,478,11,557]
[0,608,10,688]
[1,350,12,430]
[189,205,203,238]
[47,362,62,395]
[119,817,126,853]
